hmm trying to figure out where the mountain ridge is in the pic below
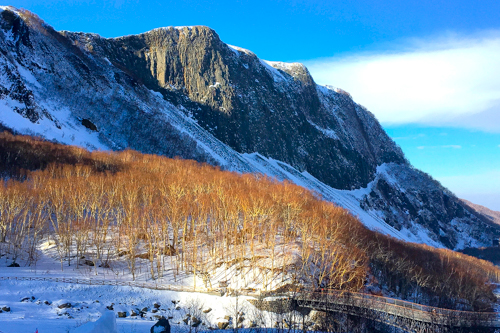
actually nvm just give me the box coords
[461,199,500,227]
[0,6,497,249]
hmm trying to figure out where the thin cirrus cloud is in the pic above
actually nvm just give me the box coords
[437,170,500,211]
[416,145,462,150]
[305,31,500,132]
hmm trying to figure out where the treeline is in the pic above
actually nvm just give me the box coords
[369,234,499,311]
[0,132,498,311]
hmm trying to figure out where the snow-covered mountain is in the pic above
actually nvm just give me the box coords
[0,6,497,249]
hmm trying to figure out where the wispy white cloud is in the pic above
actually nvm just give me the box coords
[305,31,500,132]
[392,133,426,140]
[416,145,461,150]
[437,170,500,211]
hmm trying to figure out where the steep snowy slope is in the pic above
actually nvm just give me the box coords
[0,6,497,249]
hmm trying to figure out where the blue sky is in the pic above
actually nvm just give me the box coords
[9,0,500,210]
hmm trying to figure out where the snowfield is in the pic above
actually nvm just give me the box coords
[0,278,258,333]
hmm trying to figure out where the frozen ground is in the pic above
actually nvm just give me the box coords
[0,279,264,333]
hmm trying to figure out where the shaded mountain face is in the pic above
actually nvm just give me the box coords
[64,26,407,190]
[0,7,498,249]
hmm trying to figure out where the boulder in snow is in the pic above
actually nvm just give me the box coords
[151,317,170,333]
[58,302,72,309]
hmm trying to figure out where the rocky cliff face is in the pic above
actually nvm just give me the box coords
[0,6,497,249]
[64,26,406,190]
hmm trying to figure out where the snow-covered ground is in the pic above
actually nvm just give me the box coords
[0,278,260,333]
[0,231,301,294]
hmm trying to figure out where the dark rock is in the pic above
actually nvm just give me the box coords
[81,118,98,131]
[118,311,127,318]
[218,321,229,330]
[152,309,158,313]
[142,307,149,312]
[2,306,10,312]
[153,302,161,309]
[20,297,30,302]
[151,318,170,333]
[7,262,20,267]
[193,316,203,327]
[83,259,94,266]
[58,303,71,309]
[203,308,212,313]
[130,310,138,317]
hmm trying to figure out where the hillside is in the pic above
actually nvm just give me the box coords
[461,199,500,226]
[0,6,498,251]
[1,132,499,312]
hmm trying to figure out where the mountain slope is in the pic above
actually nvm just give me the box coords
[461,199,500,227]
[0,6,497,249]
[64,26,406,190]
